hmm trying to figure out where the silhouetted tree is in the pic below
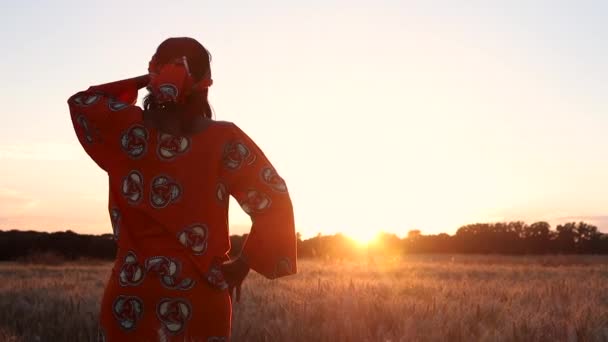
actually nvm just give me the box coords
[523,222,551,253]
[555,223,578,253]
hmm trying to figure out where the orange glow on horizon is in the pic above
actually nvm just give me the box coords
[347,230,380,247]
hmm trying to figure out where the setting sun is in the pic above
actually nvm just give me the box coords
[348,230,380,247]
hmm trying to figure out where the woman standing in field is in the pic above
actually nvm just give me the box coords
[67,37,297,341]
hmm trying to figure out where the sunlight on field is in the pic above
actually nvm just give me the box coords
[1,256,608,341]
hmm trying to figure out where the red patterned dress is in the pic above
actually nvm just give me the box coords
[67,77,297,341]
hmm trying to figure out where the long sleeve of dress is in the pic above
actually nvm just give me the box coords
[67,76,145,171]
[220,123,297,279]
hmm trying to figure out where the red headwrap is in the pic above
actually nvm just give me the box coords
[148,56,213,105]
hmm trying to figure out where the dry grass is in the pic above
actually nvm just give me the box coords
[1,255,608,341]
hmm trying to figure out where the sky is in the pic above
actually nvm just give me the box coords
[0,0,607,240]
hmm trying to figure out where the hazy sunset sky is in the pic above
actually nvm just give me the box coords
[0,1,607,240]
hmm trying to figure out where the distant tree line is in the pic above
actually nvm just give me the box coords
[402,221,608,255]
[1,221,607,262]
[0,230,117,261]
[0,230,251,262]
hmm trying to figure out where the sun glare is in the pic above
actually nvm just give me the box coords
[348,230,380,247]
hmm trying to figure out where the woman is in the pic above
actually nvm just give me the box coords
[67,37,297,341]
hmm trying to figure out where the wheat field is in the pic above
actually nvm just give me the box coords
[1,256,608,342]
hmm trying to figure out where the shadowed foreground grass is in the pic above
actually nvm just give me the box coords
[1,256,608,341]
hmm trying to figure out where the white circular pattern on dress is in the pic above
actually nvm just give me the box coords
[121,171,144,205]
[156,298,192,335]
[215,183,228,204]
[73,93,101,106]
[222,141,256,170]
[157,133,190,160]
[75,115,96,144]
[108,98,130,111]
[177,224,208,255]
[157,84,179,102]
[110,208,120,240]
[205,262,229,290]
[260,167,288,192]
[112,295,143,331]
[118,251,145,287]
[240,190,272,214]
[150,175,181,208]
[145,256,195,290]
[120,125,149,159]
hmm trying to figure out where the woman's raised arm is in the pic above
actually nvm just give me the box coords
[66,75,149,170]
